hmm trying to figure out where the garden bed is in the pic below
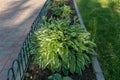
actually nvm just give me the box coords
[24,63,96,80]
[24,0,97,80]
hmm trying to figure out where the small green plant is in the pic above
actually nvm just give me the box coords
[48,73,62,80]
[55,0,65,7]
[50,3,72,18]
[48,73,73,80]
[30,17,96,75]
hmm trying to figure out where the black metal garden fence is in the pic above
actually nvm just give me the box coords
[7,0,52,80]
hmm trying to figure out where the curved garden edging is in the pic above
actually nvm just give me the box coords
[73,0,105,80]
[6,0,52,80]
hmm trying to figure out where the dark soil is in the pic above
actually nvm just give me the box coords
[24,0,97,80]
[24,63,96,80]
[24,63,52,80]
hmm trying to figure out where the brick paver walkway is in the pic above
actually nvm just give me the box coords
[0,0,46,79]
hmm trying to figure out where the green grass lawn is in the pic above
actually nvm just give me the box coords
[75,0,120,80]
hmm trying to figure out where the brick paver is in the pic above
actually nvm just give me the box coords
[0,0,46,79]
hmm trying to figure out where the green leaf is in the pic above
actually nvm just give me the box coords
[63,76,73,80]
[69,52,76,73]
[48,73,62,80]
[62,67,68,75]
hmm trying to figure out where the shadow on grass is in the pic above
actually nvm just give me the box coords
[76,0,120,80]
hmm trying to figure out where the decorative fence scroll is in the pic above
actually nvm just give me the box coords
[7,0,51,80]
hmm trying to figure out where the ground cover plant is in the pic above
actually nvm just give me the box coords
[76,0,120,80]
[25,0,97,80]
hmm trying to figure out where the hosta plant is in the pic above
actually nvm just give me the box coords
[30,16,96,75]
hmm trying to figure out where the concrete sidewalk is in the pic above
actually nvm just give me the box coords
[0,0,46,79]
